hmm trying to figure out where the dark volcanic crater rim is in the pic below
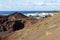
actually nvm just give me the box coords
[0,12,37,36]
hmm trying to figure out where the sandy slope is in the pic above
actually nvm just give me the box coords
[7,13,60,40]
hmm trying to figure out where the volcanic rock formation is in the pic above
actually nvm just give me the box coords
[0,12,37,37]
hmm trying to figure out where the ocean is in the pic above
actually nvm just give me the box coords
[0,11,56,15]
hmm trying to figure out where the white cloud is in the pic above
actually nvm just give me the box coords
[0,0,60,11]
[44,3,60,6]
[7,0,13,3]
[33,2,44,5]
[0,4,2,7]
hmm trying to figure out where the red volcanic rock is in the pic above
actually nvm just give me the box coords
[0,12,37,40]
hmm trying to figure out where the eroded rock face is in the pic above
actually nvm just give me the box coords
[0,12,37,40]
[0,12,27,32]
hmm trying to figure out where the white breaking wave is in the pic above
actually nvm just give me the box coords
[24,13,56,19]
[24,13,55,16]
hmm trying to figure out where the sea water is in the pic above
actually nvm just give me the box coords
[0,11,56,15]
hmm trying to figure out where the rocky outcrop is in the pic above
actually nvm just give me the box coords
[0,12,37,37]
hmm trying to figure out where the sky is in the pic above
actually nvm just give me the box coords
[0,0,60,11]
